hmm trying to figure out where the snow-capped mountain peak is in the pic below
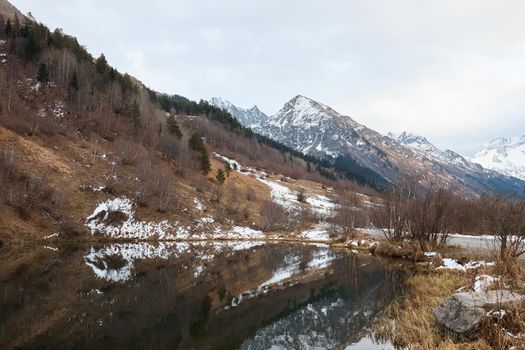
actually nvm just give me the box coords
[209,97,268,128]
[472,135,525,180]
[387,131,437,153]
[267,95,360,130]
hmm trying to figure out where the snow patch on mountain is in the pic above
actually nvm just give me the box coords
[389,131,470,167]
[209,97,268,128]
[472,136,525,180]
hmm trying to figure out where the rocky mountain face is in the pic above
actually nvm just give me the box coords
[217,95,525,196]
[209,97,267,128]
[0,0,24,19]
[472,136,525,181]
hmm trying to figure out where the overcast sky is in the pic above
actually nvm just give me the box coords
[11,0,525,155]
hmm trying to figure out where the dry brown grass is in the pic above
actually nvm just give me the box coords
[372,271,492,350]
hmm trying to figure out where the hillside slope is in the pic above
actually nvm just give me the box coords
[0,1,369,244]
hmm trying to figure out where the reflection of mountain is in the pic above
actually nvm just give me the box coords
[239,255,403,350]
[0,244,406,350]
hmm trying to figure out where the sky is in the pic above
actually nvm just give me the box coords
[11,0,525,155]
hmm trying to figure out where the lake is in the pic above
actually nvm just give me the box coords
[0,242,406,349]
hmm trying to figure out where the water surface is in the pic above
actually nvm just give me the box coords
[0,242,405,349]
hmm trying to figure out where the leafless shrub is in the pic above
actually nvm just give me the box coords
[296,187,306,203]
[246,187,256,201]
[260,200,290,231]
[55,217,82,237]
[151,168,177,212]
[333,192,362,235]
[0,146,17,185]
[371,181,415,243]
[294,207,318,227]
[408,186,455,250]
[193,174,211,193]
[211,185,223,203]
[133,166,152,207]
[102,164,119,194]
[51,186,70,211]
[115,138,139,165]
[483,197,525,264]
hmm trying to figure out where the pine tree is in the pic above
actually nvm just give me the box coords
[306,162,312,173]
[130,101,141,133]
[36,63,49,85]
[95,54,108,75]
[0,16,5,38]
[166,115,182,138]
[201,149,211,175]
[24,31,39,60]
[216,169,225,185]
[189,132,205,153]
[69,71,79,92]
[4,19,12,37]
[189,133,211,174]
[12,15,20,36]
[224,163,232,177]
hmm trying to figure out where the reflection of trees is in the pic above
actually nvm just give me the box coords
[0,244,408,350]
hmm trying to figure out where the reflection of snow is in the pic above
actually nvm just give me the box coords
[84,242,187,282]
[226,247,335,309]
[84,241,264,283]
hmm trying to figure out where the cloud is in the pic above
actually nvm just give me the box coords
[11,0,525,155]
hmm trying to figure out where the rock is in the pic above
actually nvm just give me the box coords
[434,290,525,333]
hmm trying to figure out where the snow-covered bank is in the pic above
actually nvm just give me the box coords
[85,197,267,241]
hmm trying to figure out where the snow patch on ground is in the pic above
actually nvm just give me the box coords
[259,178,299,210]
[473,274,500,293]
[437,258,495,271]
[86,197,174,240]
[299,224,331,241]
[193,198,206,211]
[213,153,337,216]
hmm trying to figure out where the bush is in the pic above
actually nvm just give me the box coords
[260,200,290,231]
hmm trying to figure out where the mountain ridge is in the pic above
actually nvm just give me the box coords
[217,95,525,197]
[472,135,525,181]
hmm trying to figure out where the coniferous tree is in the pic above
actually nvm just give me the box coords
[69,71,78,92]
[216,169,225,185]
[24,31,39,60]
[189,133,211,174]
[37,63,49,85]
[189,132,205,152]
[4,19,12,37]
[130,101,141,134]
[200,149,211,175]
[224,163,232,177]
[0,16,5,38]
[166,115,182,138]
[95,54,108,75]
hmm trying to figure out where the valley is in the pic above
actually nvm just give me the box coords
[1,1,525,349]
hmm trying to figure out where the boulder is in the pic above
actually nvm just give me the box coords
[434,290,525,333]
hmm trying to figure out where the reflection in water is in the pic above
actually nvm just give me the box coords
[0,242,406,350]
